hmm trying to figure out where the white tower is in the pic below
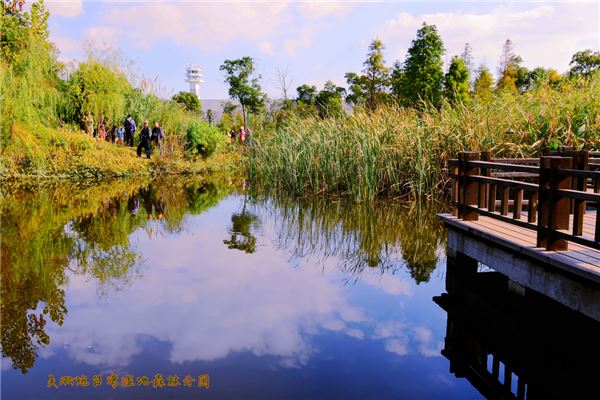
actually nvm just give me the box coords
[185,64,204,98]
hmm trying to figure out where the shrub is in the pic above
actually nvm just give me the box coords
[186,121,223,158]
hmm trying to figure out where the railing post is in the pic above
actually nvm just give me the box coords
[458,152,480,221]
[538,157,572,250]
[452,160,459,217]
[566,150,588,236]
[478,151,490,208]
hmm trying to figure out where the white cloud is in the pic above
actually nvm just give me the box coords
[284,23,321,56]
[84,26,122,48]
[376,2,600,74]
[384,338,409,356]
[298,1,355,19]
[44,212,367,367]
[101,2,291,51]
[361,271,412,296]
[52,34,81,53]
[259,41,275,56]
[46,0,83,18]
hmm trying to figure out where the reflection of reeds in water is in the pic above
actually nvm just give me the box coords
[252,194,447,284]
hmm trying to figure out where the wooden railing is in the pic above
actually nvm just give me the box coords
[449,150,600,251]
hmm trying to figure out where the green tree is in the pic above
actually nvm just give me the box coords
[569,50,600,77]
[362,39,390,110]
[222,100,237,115]
[67,61,131,128]
[315,81,345,118]
[473,65,494,98]
[296,84,318,105]
[186,120,223,158]
[295,84,318,115]
[219,57,266,129]
[460,42,474,80]
[172,91,202,113]
[395,23,445,108]
[496,39,522,93]
[344,72,368,107]
[0,0,49,63]
[444,56,470,104]
[390,60,404,102]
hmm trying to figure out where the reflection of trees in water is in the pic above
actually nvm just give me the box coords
[254,195,446,284]
[0,176,232,374]
[224,195,261,254]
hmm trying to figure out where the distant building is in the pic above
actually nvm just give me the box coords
[185,65,204,98]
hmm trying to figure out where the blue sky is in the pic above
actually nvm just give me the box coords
[47,1,599,99]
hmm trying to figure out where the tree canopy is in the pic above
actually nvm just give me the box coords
[496,39,522,93]
[172,91,202,113]
[569,50,600,77]
[220,57,266,128]
[394,23,445,108]
[444,56,470,104]
[473,65,494,98]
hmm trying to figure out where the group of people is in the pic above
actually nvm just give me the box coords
[227,126,251,143]
[87,114,165,159]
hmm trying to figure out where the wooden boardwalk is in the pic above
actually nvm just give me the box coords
[440,211,600,283]
[440,150,600,320]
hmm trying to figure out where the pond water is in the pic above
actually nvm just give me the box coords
[1,176,481,399]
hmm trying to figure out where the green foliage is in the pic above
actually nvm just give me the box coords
[362,39,391,110]
[345,39,390,109]
[0,176,233,372]
[496,39,522,93]
[315,81,345,118]
[296,84,317,105]
[249,74,600,200]
[186,120,223,158]
[569,49,600,77]
[0,0,49,63]
[473,65,494,98]
[172,91,202,113]
[394,23,445,109]
[220,57,266,127]
[444,56,470,104]
[344,72,368,107]
[65,61,131,127]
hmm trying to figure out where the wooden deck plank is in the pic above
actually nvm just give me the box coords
[471,217,600,262]
[439,214,600,284]
[472,218,600,266]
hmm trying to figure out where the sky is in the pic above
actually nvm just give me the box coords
[46,1,600,99]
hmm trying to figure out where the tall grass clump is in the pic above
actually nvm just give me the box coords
[249,75,600,201]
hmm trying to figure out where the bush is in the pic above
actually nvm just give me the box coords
[186,121,223,158]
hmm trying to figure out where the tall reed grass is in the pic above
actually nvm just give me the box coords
[249,76,600,200]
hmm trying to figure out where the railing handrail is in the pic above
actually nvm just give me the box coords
[450,151,600,252]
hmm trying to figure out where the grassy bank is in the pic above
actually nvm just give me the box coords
[249,75,600,200]
[0,122,242,180]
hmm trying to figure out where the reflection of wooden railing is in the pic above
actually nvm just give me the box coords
[436,254,600,400]
[448,150,600,251]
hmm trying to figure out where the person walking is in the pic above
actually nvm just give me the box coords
[115,125,124,145]
[124,115,136,147]
[98,118,106,141]
[151,121,164,155]
[239,126,246,142]
[136,120,152,159]
[83,111,94,137]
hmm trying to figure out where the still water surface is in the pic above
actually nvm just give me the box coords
[1,177,484,399]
